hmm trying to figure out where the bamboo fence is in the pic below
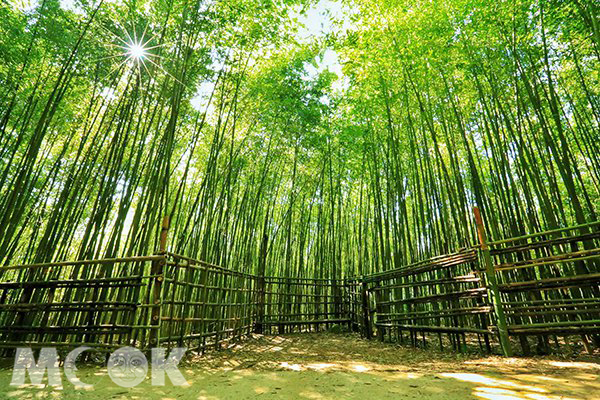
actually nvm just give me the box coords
[0,217,599,356]
[0,253,350,351]
[353,214,600,355]
[259,276,349,334]
[359,248,495,353]
[487,219,600,354]
[0,256,162,349]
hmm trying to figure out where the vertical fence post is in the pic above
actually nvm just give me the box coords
[159,215,170,253]
[361,278,372,339]
[149,216,169,348]
[374,282,385,342]
[254,233,267,334]
[343,279,353,332]
[255,275,266,334]
[473,207,512,357]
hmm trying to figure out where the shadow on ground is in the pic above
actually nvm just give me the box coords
[0,333,599,399]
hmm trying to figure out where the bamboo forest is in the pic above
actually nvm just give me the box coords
[0,0,599,398]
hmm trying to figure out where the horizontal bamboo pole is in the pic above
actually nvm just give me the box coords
[0,301,137,308]
[372,274,480,291]
[0,255,162,271]
[495,248,600,271]
[498,273,600,292]
[507,309,600,317]
[260,319,350,325]
[262,312,339,318]
[508,327,600,335]
[491,231,600,256]
[0,305,136,312]
[165,253,258,279]
[374,322,490,335]
[502,298,600,305]
[158,324,255,343]
[487,220,600,247]
[203,285,256,292]
[505,301,600,310]
[262,301,339,305]
[262,292,337,297]
[264,283,337,288]
[378,287,487,306]
[161,316,253,322]
[0,328,130,335]
[378,306,492,318]
[163,300,255,306]
[508,319,600,329]
[0,342,121,348]
[167,302,259,307]
[0,275,151,288]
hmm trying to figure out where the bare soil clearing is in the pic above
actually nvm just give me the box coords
[1,333,599,399]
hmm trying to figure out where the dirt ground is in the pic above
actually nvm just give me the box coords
[1,332,599,399]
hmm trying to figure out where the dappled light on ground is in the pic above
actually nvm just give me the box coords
[0,333,598,399]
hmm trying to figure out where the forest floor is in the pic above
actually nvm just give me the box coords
[0,332,599,399]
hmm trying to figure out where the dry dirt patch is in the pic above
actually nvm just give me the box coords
[0,333,599,399]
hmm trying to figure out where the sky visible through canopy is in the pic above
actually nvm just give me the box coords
[191,0,350,111]
[0,0,597,282]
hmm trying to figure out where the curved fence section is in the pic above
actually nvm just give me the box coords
[354,219,600,355]
[0,253,352,351]
[158,253,259,351]
[1,219,599,355]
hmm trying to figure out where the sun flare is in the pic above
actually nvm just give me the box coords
[127,42,147,59]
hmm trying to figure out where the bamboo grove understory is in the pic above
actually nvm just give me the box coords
[0,0,599,356]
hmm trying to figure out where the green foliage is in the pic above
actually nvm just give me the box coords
[0,0,598,282]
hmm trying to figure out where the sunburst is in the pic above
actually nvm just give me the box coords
[96,16,182,85]
[127,42,147,60]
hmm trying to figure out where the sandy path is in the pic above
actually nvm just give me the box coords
[0,333,599,399]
